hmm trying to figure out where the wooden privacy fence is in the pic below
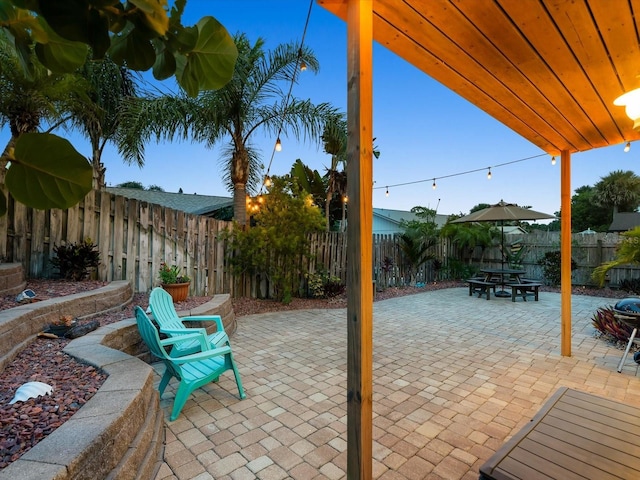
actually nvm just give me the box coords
[0,189,233,296]
[3,188,640,298]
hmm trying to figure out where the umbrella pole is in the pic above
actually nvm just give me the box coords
[495,220,510,297]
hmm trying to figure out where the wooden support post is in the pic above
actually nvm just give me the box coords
[346,1,373,478]
[560,150,572,356]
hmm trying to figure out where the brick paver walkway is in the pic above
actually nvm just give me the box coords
[154,287,640,479]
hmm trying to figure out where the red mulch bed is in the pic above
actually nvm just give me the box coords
[0,279,630,469]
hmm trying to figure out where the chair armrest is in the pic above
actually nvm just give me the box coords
[159,327,210,351]
[180,315,225,332]
[171,345,232,364]
[159,331,209,352]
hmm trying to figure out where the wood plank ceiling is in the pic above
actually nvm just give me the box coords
[318,0,640,154]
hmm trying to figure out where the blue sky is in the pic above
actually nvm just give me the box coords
[4,1,638,219]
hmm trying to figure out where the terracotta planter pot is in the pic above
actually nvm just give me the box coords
[161,282,190,302]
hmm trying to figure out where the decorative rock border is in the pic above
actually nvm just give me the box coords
[0,285,235,480]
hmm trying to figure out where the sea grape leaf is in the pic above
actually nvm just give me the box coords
[7,133,92,210]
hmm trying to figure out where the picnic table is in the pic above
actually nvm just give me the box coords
[480,268,525,297]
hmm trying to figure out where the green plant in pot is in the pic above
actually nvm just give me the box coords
[158,262,191,302]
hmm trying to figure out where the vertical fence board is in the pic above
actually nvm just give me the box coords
[98,191,112,281]
[112,195,125,281]
[138,202,150,293]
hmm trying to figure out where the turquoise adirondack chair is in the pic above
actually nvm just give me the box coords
[149,287,230,357]
[135,306,245,421]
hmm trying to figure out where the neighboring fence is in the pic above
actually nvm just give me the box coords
[2,187,639,297]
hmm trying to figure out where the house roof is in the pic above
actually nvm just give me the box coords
[609,212,640,232]
[319,1,640,154]
[373,208,449,228]
[105,187,233,215]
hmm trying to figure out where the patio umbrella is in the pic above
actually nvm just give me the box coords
[451,200,555,270]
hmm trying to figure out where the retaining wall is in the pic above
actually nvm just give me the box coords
[0,284,235,480]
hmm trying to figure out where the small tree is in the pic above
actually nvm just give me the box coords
[538,250,577,286]
[224,175,325,303]
[398,206,440,284]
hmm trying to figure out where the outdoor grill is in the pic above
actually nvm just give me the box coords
[613,298,640,373]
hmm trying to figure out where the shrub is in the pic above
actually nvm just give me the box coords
[619,278,640,295]
[51,239,100,280]
[591,306,634,343]
[537,250,577,286]
[306,272,345,299]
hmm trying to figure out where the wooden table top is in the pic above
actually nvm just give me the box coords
[479,387,640,480]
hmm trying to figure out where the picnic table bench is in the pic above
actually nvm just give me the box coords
[467,278,497,300]
[507,282,542,302]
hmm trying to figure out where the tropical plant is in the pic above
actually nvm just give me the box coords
[224,175,325,303]
[398,229,436,285]
[0,1,237,214]
[440,218,497,264]
[593,226,640,286]
[593,170,640,215]
[592,306,634,343]
[50,239,100,281]
[537,250,577,286]
[119,34,337,226]
[158,262,190,284]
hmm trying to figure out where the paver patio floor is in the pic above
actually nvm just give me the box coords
[154,287,640,480]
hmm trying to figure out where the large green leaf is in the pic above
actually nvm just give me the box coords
[35,18,88,72]
[7,133,92,210]
[109,26,156,70]
[130,0,169,36]
[151,41,176,80]
[176,16,237,96]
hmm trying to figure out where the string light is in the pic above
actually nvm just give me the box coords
[551,156,556,165]
[487,167,492,180]
[343,195,348,203]
[432,179,436,190]
[385,187,389,197]
[259,0,313,195]
[264,175,272,187]
[373,153,546,193]
[624,142,631,153]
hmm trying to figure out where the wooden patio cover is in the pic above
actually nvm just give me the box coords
[317,1,640,478]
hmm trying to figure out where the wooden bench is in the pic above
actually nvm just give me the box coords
[467,279,496,300]
[479,387,640,479]
[507,282,541,302]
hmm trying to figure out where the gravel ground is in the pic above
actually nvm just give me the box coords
[0,279,630,469]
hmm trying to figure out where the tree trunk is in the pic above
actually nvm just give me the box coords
[325,192,332,231]
[234,182,247,226]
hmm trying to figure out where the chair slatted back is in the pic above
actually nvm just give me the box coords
[134,306,181,378]
[149,287,187,331]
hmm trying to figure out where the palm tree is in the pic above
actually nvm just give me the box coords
[322,113,347,231]
[0,32,87,170]
[119,34,337,225]
[69,56,139,188]
[593,170,640,215]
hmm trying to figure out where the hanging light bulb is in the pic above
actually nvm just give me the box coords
[264,175,272,187]
[385,187,389,197]
[300,60,307,72]
[275,137,282,152]
[487,168,492,180]
[624,142,631,153]
[343,195,348,203]
[551,156,556,166]
[432,179,437,190]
